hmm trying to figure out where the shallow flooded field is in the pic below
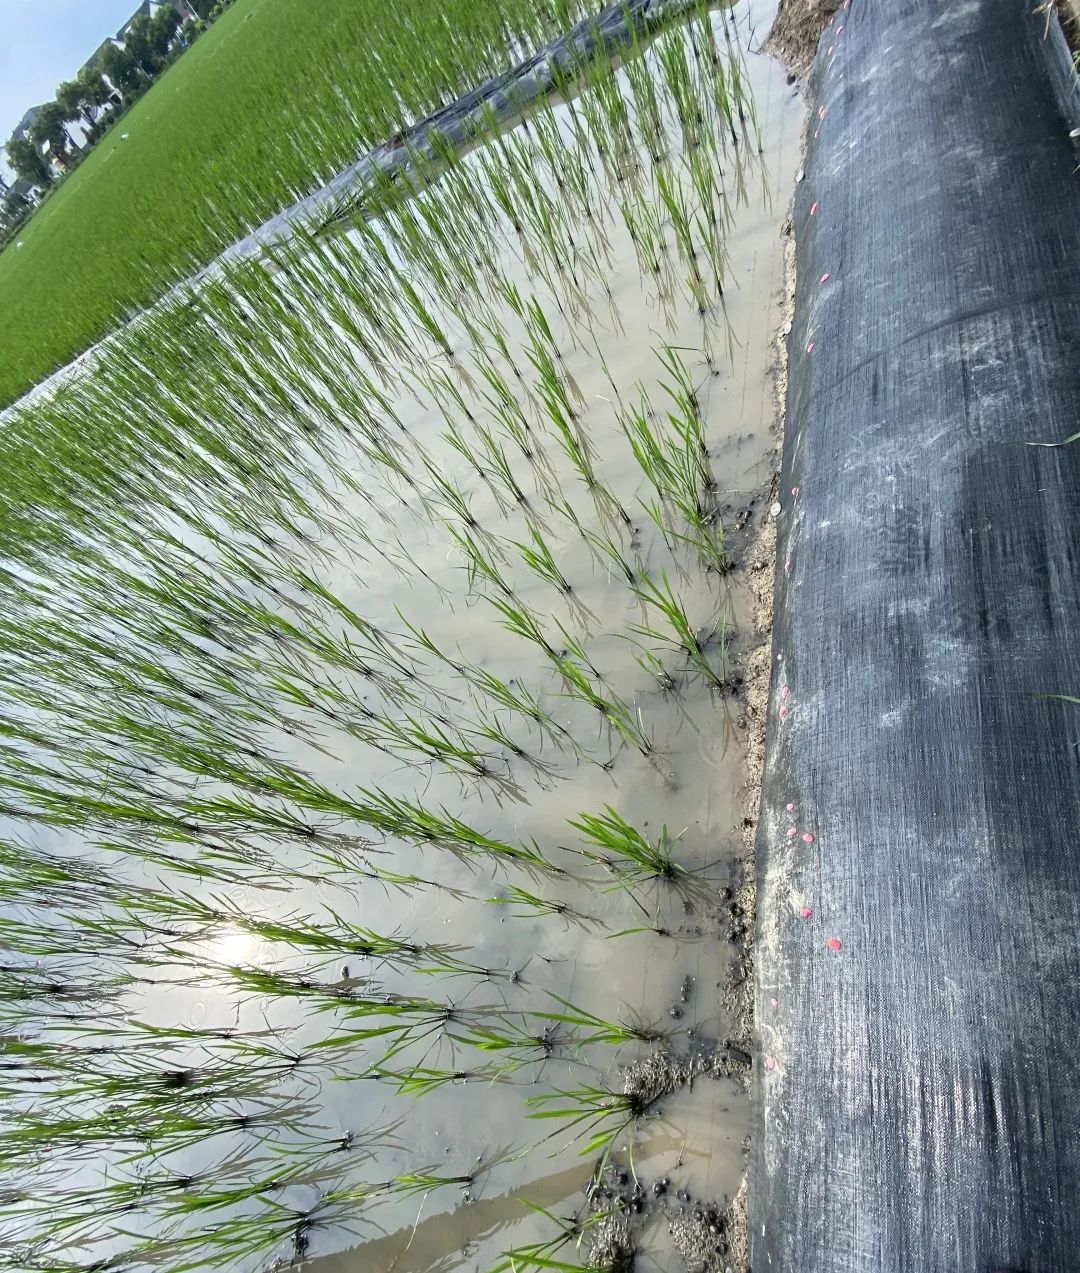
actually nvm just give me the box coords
[0,2,801,1269]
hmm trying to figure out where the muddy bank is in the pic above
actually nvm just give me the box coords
[578,149,796,1273]
[763,0,842,76]
[669,1179,748,1273]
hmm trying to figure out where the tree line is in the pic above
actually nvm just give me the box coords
[2,1,234,237]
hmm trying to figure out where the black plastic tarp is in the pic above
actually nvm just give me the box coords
[753,1,1080,1269]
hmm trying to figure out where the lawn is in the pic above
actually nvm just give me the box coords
[0,0,573,407]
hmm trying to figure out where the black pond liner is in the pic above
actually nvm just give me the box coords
[753,0,1080,1270]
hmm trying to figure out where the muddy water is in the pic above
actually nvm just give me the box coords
[224,6,803,1269]
[103,3,804,1269]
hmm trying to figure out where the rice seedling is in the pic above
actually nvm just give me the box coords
[568,806,682,883]
[362,1062,509,1097]
[486,885,586,922]
[526,1083,648,1161]
[217,917,492,982]
[388,1158,500,1200]
[620,392,727,573]
[442,417,521,516]
[445,1018,563,1074]
[547,645,655,760]
[474,418,539,510]
[529,994,666,1048]
[353,786,555,872]
[449,523,519,599]
[488,1201,625,1273]
[386,709,512,781]
[512,523,576,605]
[655,164,708,310]
[629,568,731,689]
[457,663,577,754]
[633,647,679,693]
[316,991,514,1068]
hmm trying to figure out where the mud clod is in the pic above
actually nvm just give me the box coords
[586,1167,638,1272]
[586,1210,635,1273]
[669,1178,749,1273]
[764,0,843,76]
[622,1050,695,1104]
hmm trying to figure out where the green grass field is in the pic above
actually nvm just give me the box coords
[0,0,572,407]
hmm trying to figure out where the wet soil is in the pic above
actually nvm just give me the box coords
[764,0,843,76]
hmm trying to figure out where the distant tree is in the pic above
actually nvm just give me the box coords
[30,100,78,170]
[56,80,81,124]
[84,106,120,147]
[148,7,183,66]
[101,42,144,100]
[178,17,203,46]
[123,14,160,78]
[6,135,51,188]
[83,66,114,103]
[2,187,30,224]
[57,69,113,130]
[56,79,91,131]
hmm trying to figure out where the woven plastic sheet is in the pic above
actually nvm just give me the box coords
[753,1,1080,1269]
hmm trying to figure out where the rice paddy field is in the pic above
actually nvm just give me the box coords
[0,0,802,1269]
[0,0,611,409]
